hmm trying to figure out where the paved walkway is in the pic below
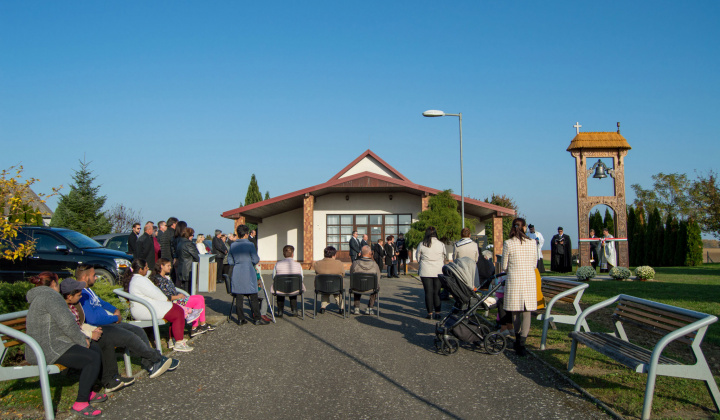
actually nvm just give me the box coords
[99,275,608,419]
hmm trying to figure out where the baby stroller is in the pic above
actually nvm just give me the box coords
[434,267,507,355]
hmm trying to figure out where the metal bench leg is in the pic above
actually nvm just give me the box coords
[567,338,579,373]
[123,349,132,377]
[313,292,317,319]
[376,292,380,318]
[704,372,720,412]
[38,360,55,420]
[301,293,305,320]
[642,366,659,420]
[540,315,551,350]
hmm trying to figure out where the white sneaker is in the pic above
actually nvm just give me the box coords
[186,308,204,324]
[353,307,361,315]
[366,308,375,315]
[174,340,194,352]
[167,338,175,349]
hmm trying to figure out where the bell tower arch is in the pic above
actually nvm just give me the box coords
[568,123,631,268]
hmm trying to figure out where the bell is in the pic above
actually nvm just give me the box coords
[592,161,608,179]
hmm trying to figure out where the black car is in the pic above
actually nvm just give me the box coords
[0,227,133,284]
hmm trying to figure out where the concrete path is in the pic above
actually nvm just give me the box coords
[99,274,608,419]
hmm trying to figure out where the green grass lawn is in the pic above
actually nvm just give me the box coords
[502,263,720,419]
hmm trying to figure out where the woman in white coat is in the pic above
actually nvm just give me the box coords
[121,259,195,352]
[501,218,538,356]
[416,226,447,320]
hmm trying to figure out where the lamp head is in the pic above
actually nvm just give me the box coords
[422,110,445,117]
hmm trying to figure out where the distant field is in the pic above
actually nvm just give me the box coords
[541,248,720,263]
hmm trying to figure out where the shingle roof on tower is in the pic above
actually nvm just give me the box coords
[567,132,632,151]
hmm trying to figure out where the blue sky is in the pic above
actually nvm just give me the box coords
[2,1,718,247]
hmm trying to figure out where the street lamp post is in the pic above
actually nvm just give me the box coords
[422,110,465,228]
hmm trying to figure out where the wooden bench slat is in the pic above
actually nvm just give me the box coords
[612,314,695,345]
[570,332,682,369]
[616,304,693,330]
[1,319,27,328]
[619,300,699,324]
[3,340,22,348]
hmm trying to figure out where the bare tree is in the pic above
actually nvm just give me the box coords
[106,203,143,233]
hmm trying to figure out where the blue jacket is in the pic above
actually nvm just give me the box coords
[79,288,120,326]
[228,238,260,295]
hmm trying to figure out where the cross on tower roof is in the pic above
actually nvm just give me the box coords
[574,122,582,134]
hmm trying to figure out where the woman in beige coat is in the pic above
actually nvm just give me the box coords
[501,218,538,356]
[416,226,447,320]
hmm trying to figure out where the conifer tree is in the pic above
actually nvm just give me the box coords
[662,213,677,265]
[603,208,615,235]
[244,174,263,206]
[634,207,646,266]
[674,221,688,266]
[644,209,659,266]
[627,206,636,266]
[406,190,474,249]
[652,208,665,266]
[264,191,270,200]
[50,159,111,237]
[686,218,703,266]
[589,210,603,236]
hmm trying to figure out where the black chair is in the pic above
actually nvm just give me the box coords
[349,272,380,318]
[272,274,305,320]
[313,274,347,319]
[223,274,236,323]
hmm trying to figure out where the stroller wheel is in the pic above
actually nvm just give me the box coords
[434,338,442,351]
[484,332,507,355]
[441,336,459,355]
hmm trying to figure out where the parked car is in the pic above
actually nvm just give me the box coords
[93,232,131,254]
[0,227,132,284]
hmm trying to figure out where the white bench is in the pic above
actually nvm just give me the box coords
[537,277,590,350]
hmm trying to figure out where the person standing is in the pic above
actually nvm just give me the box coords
[135,222,156,272]
[313,246,346,315]
[372,238,385,272]
[599,227,617,273]
[195,234,208,254]
[175,227,199,290]
[588,228,600,270]
[248,229,258,250]
[212,229,228,284]
[127,223,141,257]
[349,231,361,262]
[227,225,268,325]
[222,233,234,280]
[453,228,479,262]
[416,227,447,320]
[501,218,538,357]
[384,235,398,278]
[360,234,369,249]
[526,224,545,273]
[396,233,409,275]
[159,217,178,261]
[550,227,572,273]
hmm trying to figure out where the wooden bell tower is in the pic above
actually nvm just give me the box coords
[568,123,631,268]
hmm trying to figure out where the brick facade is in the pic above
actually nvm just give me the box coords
[233,216,245,233]
[492,215,503,272]
[303,193,314,264]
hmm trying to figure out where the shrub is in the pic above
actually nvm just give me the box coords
[0,282,33,314]
[635,266,656,281]
[575,266,596,281]
[609,266,632,280]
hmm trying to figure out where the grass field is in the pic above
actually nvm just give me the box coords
[503,263,720,419]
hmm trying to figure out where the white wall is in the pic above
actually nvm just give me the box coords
[338,156,401,179]
[257,207,304,261]
[312,192,420,260]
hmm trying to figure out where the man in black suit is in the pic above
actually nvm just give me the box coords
[159,217,178,261]
[248,229,258,250]
[127,223,141,256]
[348,231,361,262]
[135,222,156,271]
[212,229,228,283]
[588,229,600,270]
[360,234,369,249]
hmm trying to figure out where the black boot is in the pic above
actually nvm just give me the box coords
[514,334,528,357]
[237,307,247,325]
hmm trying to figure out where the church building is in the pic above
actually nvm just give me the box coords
[221,150,514,268]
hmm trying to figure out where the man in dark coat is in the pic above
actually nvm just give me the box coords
[360,234,369,249]
[588,228,600,270]
[550,227,573,273]
[348,231,361,262]
[159,217,178,261]
[212,229,228,284]
[372,238,385,272]
[127,223,141,256]
[384,235,398,278]
[135,222,156,271]
[248,230,258,250]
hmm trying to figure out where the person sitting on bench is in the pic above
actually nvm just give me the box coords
[26,272,106,418]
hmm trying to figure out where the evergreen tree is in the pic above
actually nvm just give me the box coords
[634,207,646,265]
[644,209,659,266]
[589,210,603,236]
[662,213,677,266]
[50,159,111,237]
[674,221,688,266]
[264,191,270,200]
[244,174,263,206]
[653,208,665,266]
[686,218,703,266]
[603,208,615,235]
[627,206,636,266]
[406,190,474,249]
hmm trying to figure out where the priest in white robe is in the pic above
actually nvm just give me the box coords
[599,227,617,272]
[527,224,545,273]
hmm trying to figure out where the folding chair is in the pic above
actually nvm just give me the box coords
[313,274,347,319]
[349,272,380,318]
[272,274,305,320]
